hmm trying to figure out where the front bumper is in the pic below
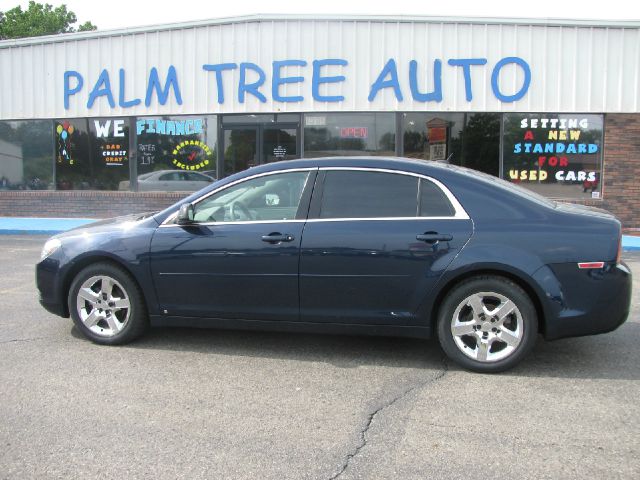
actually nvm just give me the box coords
[36,256,69,318]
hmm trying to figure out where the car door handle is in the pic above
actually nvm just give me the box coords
[416,232,453,243]
[261,233,295,243]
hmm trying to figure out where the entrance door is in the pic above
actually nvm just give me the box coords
[263,125,299,163]
[222,123,299,176]
[223,127,258,174]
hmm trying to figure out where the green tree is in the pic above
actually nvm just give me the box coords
[0,1,96,40]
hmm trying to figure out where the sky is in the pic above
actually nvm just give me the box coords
[0,0,639,31]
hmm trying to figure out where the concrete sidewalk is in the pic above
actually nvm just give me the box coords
[1,216,639,251]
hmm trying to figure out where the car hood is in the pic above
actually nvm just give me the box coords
[54,212,159,239]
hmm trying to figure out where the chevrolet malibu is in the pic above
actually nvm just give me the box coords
[36,157,632,372]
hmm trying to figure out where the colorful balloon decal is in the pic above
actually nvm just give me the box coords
[56,121,75,165]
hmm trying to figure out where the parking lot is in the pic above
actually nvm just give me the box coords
[1,234,638,480]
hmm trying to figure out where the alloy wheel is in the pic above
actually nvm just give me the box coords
[450,291,523,362]
[75,275,131,337]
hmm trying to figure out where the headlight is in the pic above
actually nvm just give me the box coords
[40,238,62,260]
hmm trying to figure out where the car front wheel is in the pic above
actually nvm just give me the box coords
[68,262,148,345]
[437,275,538,373]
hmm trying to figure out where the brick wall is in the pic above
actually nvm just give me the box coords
[598,114,640,228]
[0,190,185,218]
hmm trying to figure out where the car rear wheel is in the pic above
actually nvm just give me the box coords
[68,262,148,345]
[437,275,538,373]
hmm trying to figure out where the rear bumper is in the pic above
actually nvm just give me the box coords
[536,262,632,340]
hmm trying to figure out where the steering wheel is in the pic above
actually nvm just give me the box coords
[229,200,253,221]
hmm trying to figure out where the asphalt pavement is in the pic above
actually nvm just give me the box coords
[1,235,638,479]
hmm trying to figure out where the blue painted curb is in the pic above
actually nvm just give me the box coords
[623,235,640,251]
[0,217,96,235]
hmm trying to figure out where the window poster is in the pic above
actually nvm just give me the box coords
[89,119,129,167]
[135,117,216,173]
[502,114,604,199]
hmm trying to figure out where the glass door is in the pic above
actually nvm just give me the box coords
[222,127,258,175]
[220,115,300,177]
[263,125,299,163]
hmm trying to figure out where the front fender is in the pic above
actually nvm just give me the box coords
[54,227,159,316]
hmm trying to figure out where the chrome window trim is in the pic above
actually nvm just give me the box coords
[316,166,470,220]
[160,165,470,227]
[160,167,316,227]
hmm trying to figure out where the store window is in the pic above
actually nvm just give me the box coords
[0,120,53,190]
[402,113,500,176]
[502,114,604,199]
[54,118,129,190]
[303,113,395,158]
[135,115,217,191]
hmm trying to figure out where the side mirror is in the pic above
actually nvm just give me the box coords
[177,203,195,225]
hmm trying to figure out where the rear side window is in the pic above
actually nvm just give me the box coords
[419,179,455,216]
[319,170,418,219]
[159,172,179,181]
[186,172,208,181]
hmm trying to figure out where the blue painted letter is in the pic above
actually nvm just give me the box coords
[409,59,442,102]
[145,66,183,107]
[368,59,403,102]
[312,59,347,102]
[87,69,115,109]
[238,63,267,103]
[119,68,141,108]
[272,60,307,103]
[202,63,238,104]
[447,58,488,101]
[64,71,83,110]
[491,57,531,102]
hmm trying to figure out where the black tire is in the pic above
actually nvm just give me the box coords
[436,275,538,373]
[68,262,148,345]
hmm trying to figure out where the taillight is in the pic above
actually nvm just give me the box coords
[616,233,622,264]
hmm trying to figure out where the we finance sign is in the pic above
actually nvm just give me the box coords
[63,56,531,110]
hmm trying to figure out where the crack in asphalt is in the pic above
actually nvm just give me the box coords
[0,337,48,345]
[328,357,449,480]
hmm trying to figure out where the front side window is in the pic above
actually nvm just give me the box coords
[193,171,311,223]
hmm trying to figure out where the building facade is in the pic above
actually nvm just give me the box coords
[0,15,639,225]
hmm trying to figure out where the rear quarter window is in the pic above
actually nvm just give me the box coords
[419,179,455,217]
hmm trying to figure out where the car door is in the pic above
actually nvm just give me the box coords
[299,168,473,326]
[149,168,316,321]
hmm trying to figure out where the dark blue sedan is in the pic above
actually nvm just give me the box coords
[36,157,632,372]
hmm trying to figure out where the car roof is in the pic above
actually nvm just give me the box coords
[243,156,480,180]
